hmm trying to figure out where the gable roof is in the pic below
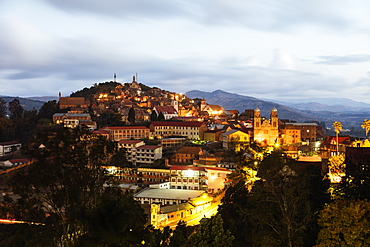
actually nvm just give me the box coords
[59,97,89,106]
[322,136,351,145]
[176,146,203,154]
[154,106,178,114]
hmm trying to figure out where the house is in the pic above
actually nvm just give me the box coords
[203,129,223,142]
[53,112,96,129]
[153,106,178,120]
[149,121,207,140]
[171,146,204,165]
[222,129,250,151]
[0,141,21,157]
[0,159,29,167]
[320,136,352,159]
[101,126,150,141]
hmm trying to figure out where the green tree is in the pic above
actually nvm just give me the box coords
[248,152,328,247]
[8,98,24,119]
[169,220,194,247]
[150,110,158,122]
[38,100,58,120]
[187,214,234,247]
[332,121,342,154]
[361,119,370,138]
[218,180,252,247]
[8,127,145,246]
[158,112,165,121]
[0,98,7,117]
[128,107,135,124]
[76,187,149,247]
[316,199,370,246]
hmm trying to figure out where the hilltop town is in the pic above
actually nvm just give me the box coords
[0,76,369,246]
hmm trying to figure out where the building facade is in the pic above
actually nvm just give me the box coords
[101,126,150,141]
[149,121,207,140]
[253,107,279,146]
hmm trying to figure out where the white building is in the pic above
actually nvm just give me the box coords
[0,141,21,157]
[169,166,232,193]
[118,140,162,166]
[134,188,206,205]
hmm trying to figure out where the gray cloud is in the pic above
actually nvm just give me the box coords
[43,0,353,32]
[315,55,370,65]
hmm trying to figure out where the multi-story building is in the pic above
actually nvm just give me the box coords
[160,137,187,149]
[118,140,145,164]
[149,121,207,140]
[281,128,301,145]
[107,166,170,186]
[118,140,162,166]
[169,166,231,193]
[135,145,162,166]
[284,123,317,142]
[53,112,92,125]
[101,126,150,141]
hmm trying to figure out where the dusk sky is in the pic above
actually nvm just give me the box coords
[2,0,370,103]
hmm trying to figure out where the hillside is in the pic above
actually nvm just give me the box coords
[185,90,370,128]
[0,96,45,111]
[186,90,323,121]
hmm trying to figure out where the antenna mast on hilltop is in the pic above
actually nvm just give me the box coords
[114,73,117,82]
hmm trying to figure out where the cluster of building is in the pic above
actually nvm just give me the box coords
[2,77,369,228]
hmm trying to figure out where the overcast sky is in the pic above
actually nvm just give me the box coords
[2,0,370,103]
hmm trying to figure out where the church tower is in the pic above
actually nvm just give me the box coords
[200,99,207,111]
[254,107,261,129]
[270,107,278,129]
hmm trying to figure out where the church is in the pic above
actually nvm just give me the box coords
[253,107,279,146]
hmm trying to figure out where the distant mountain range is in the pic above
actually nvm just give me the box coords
[186,90,370,128]
[266,98,370,112]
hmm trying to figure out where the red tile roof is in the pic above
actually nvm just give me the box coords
[91,130,109,135]
[0,141,20,146]
[118,140,144,144]
[151,121,205,127]
[102,126,149,130]
[154,106,178,114]
[137,145,161,150]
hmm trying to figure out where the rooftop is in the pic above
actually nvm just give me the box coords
[134,188,205,200]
